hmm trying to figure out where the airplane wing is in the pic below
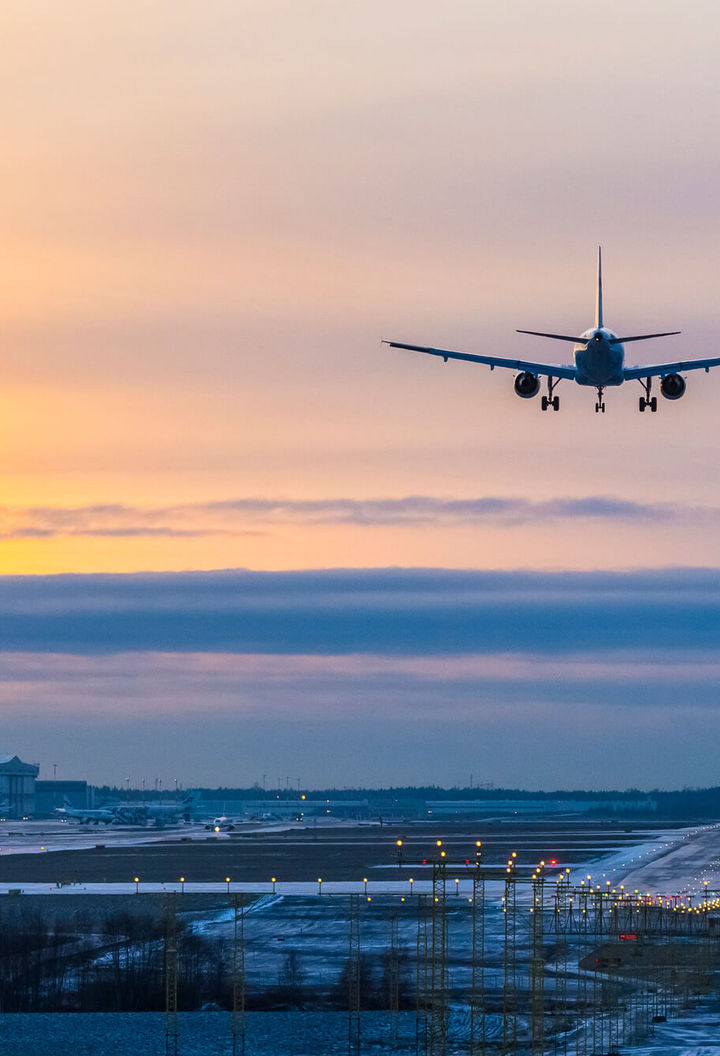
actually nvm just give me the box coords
[384,341,576,380]
[623,356,720,380]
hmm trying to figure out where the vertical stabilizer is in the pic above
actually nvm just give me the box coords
[595,245,603,329]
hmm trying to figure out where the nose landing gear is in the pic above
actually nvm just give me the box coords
[541,377,560,411]
[595,387,606,413]
[638,377,657,412]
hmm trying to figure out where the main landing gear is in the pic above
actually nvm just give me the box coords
[638,377,657,412]
[595,387,606,413]
[541,376,560,411]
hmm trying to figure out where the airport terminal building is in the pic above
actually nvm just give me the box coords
[0,754,39,818]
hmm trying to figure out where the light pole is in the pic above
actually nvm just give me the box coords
[134,876,139,895]
[226,876,231,894]
[180,876,185,895]
[317,877,323,896]
[363,877,368,896]
[271,876,277,894]
[396,839,404,869]
[409,877,414,897]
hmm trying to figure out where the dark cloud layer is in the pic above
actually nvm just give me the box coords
[0,495,683,539]
[1,567,718,655]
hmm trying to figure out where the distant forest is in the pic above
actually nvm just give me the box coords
[95,784,720,819]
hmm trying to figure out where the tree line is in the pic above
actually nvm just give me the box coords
[0,906,413,1013]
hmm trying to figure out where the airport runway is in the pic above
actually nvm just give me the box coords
[0,819,715,898]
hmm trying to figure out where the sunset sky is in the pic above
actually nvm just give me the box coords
[1,2,720,789]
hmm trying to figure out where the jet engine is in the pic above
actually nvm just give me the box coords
[660,373,686,400]
[514,371,540,399]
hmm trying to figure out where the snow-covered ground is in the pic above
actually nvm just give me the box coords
[625,1004,720,1056]
[0,817,300,856]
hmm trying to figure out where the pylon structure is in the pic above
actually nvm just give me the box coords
[502,854,518,1056]
[429,858,448,1056]
[416,894,429,1056]
[347,892,361,1056]
[530,864,545,1056]
[552,872,570,1056]
[388,911,400,1044]
[232,895,246,1056]
[164,893,178,1056]
[469,860,485,1056]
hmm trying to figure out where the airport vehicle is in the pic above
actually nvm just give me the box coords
[386,248,720,412]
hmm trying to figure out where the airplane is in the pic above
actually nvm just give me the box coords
[385,248,720,413]
[53,798,118,825]
[205,815,236,832]
[55,792,199,827]
[117,792,199,827]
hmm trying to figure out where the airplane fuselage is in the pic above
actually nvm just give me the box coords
[574,328,624,387]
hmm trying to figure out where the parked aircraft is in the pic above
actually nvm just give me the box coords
[386,249,720,412]
[55,792,198,827]
[118,792,199,827]
[53,799,118,825]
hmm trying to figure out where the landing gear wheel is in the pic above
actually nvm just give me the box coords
[541,396,548,411]
[552,396,560,411]
[639,378,656,414]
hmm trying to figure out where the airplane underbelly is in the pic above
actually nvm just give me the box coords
[574,344,624,386]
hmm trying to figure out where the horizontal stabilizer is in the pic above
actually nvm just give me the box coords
[516,330,586,343]
[611,331,681,343]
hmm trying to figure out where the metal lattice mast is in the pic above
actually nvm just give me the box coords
[469,854,485,1056]
[502,853,518,1056]
[429,856,448,1056]
[552,873,569,1056]
[530,863,546,1056]
[347,893,361,1056]
[232,895,246,1056]
[388,911,400,1044]
[415,894,429,1056]
[164,893,178,1056]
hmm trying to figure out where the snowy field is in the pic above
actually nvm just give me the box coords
[0,1004,718,1056]
[0,1010,461,1056]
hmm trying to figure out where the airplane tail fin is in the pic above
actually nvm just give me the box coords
[595,246,603,329]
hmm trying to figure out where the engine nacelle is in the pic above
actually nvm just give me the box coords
[514,371,540,399]
[660,373,686,400]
